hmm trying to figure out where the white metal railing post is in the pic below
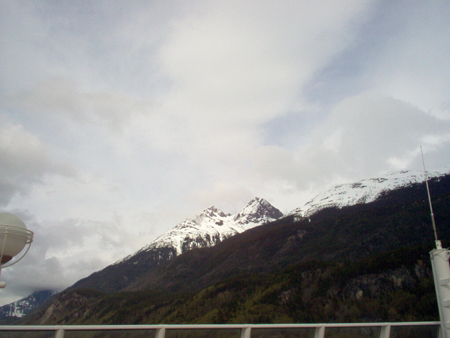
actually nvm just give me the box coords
[241,326,251,338]
[54,328,64,338]
[314,325,324,338]
[379,324,390,338]
[431,248,450,338]
[155,327,166,338]
[0,323,442,336]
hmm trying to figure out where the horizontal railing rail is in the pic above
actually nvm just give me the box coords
[0,322,442,338]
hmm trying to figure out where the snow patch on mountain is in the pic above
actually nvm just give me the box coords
[290,167,450,218]
[0,290,58,319]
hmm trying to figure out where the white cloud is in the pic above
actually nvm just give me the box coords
[309,93,450,176]
[244,93,450,195]
[368,2,450,115]
[0,117,73,205]
[189,182,254,214]
[158,0,374,123]
[1,78,154,133]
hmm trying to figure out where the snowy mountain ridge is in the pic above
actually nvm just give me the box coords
[115,197,283,264]
[289,167,450,218]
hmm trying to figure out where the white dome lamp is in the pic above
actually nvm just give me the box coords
[0,213,34,288]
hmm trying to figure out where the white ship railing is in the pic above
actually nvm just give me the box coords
[0,322,442,338]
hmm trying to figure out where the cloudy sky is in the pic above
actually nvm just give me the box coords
[1,0,449,305]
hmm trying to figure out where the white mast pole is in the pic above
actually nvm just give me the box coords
[421,146,441,249]
[422,146,450,338]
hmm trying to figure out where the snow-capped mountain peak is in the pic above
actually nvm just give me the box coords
[234,197,284,227]
[193,206,231,225]
[292,167,450,218]
[119,198,283,263]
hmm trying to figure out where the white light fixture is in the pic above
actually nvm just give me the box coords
[0,212,34,288]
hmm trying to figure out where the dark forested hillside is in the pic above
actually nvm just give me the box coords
[69,246,177,294]
[21,245,438,325]
[17,174,450,325]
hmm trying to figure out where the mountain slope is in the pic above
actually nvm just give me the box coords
[69,197,283,294]
[123,172,450,294]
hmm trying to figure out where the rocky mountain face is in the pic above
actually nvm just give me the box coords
[69,197,283,294]
[0,290,57,320]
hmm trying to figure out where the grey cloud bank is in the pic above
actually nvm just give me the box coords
[0,0,449,305]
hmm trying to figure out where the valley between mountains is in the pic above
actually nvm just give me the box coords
[1,168,450,325]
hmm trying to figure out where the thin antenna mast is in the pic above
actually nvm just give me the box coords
[420,145,441,249]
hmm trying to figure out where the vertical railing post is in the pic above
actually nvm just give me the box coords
[54,328,64,338]
[314,325,324,338]
[241,326,251,338]
[156,327,166,338]
[379,325,390,338]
